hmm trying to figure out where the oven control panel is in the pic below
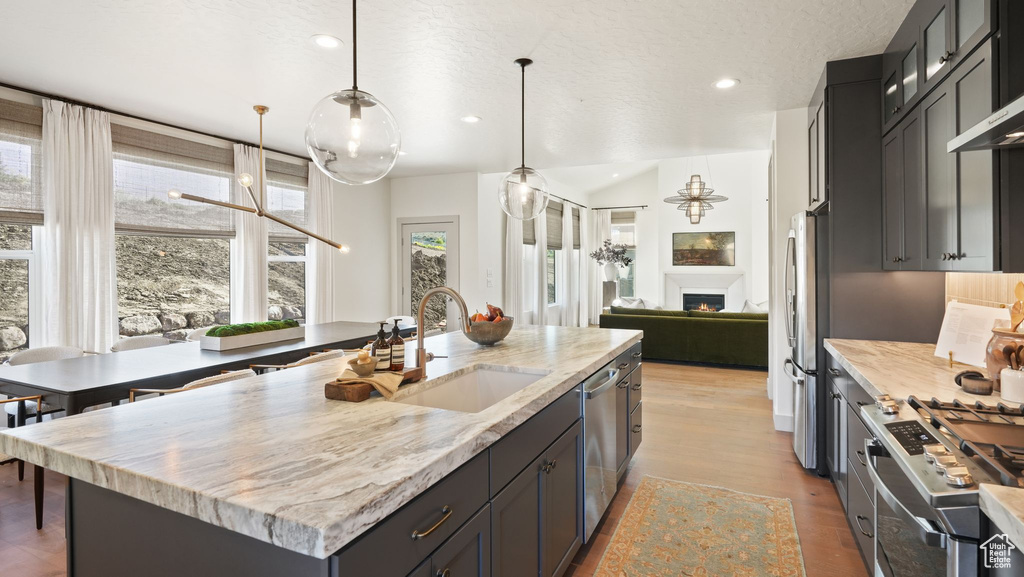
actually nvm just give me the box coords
[884,421,940,455]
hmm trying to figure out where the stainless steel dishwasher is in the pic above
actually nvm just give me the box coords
[582,361,622,542]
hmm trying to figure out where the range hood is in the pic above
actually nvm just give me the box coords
[948,94,1024,152]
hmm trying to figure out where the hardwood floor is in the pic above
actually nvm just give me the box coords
[0,362,865,577]
[566,362,867,577]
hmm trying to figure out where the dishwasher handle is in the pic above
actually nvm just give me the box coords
[584,369,620,399]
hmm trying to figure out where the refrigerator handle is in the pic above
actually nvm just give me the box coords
[784,233,796,347]
[783,358,805,387]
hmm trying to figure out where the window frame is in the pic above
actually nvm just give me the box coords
[0,225,41,350]
[610,220,637,298]
[267,239,309,321]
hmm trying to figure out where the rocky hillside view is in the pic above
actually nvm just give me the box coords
[410,232,447,331]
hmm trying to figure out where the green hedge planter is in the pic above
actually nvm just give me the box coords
[200,320,305,351]
[205,320,300,338]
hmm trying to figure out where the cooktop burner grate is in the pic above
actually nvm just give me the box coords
[908,396,1024,487]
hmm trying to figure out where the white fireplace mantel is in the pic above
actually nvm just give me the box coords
[663,273,745,310]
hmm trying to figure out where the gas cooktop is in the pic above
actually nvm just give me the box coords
[909,396,1024,488]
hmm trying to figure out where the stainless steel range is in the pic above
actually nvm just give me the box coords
[859,394,1024,577]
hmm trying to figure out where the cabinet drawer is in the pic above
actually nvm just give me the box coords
[629,402,642,458]
[629,364,642,413]
[846,403,875,503]
[490,385,582,497]
[407,560,430,577]
[334,452,489,577]
[432,503,490,577]
[825,354,854,397]
[628,341,642,373]
[846,464,875,572]
[613,348,632,375]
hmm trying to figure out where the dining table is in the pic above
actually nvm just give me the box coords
[0,320,413,416]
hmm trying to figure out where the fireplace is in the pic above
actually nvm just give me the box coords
[682,293,725,312]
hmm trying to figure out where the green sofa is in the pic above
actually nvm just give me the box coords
[599,307,768,368]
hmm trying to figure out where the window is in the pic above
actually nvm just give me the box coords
[546,249,557,304]
[611,211,637,298]
[268,240,306,322]
[0,99,43,360]
[111,124,234,339]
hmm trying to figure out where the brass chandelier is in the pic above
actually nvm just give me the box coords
[168,106,350,252]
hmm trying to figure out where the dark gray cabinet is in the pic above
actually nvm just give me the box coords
[431,505,491,577]
[883,107,924,270]
[825,375,847,510]
[408,561,431,577]
[492,420,583,577]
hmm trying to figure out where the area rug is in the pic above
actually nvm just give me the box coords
[595,476,807,577]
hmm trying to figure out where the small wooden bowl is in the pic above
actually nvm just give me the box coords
[347,358,376,377]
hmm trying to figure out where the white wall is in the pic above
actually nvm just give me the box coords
[768,108,810,432]
[389,172,481,313]
[331,179,392,322]
[587,152,770,310]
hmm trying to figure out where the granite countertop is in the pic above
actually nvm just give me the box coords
[0,325,641,559]
[825,339,1024,548]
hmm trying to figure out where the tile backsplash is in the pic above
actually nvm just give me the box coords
[946,273,1024,309]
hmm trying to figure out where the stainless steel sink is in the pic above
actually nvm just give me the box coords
[395,365,549,413]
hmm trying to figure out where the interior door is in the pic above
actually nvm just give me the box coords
[400,218,460,333]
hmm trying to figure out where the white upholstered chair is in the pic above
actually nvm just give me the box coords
[128,369,257,403]
[110,335,170,352]
[0,394,46,529]
[4,346,85,426]
[249,349,349,373]
[185,328,209,342]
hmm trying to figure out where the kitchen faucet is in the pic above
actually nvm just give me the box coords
[416,287,472,378]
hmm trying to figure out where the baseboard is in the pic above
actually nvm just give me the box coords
[773,412,794,432]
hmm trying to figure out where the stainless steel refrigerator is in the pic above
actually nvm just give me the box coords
[785,211,821,470]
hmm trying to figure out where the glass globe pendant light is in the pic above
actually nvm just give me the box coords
[305,0,401,185]
[499,58,549,221]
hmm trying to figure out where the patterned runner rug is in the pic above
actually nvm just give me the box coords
[596,476,807,577]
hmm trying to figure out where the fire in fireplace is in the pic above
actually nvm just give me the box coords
[682,293,725,312]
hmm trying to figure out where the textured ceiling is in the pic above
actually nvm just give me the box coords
[0,0,914,178]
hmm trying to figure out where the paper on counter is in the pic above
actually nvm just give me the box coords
[934,300,1010,368]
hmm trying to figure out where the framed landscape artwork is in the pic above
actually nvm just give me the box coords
[672,232,735,266]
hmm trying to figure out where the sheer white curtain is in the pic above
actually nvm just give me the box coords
[588,209,611,324]
[577,208,590,327]
[560,206,576,327]
[307,162,335,324]
[532,213,548,326]
[230,144,268,323]
[503,213,523,320]
[40,100,117,352]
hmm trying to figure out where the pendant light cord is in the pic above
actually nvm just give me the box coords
[352,0,358,90]
[520,61,525,169]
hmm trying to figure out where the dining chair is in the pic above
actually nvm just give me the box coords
[0,395,45,529]
[5,345,85,427]
[110,335,171,352]
[185,328,208,342]
[249,349,349,374]
[128,369,257,403]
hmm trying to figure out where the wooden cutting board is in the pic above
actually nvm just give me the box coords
[324,366,423,403]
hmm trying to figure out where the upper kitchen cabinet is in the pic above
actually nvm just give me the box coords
[881,0,994,135]
[882,107,924,271]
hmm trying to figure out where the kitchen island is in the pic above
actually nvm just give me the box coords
[0,325,642,577]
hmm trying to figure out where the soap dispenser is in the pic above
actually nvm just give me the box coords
[371,322,391,371]
[388,322,406,371]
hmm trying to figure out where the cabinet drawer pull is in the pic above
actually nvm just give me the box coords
[855,450,867,466]
[616,381,629,389]
[632,382,642,391]
[828,368,841,377]
[631,351,642,358]
[855,515,874,538]
[410,505,453,540]
[938,50,955,64]
[617,362,629,370]
[830,392,842,400]
[632,424,642,433]
[437,569,451,577]
[541,459,558,474]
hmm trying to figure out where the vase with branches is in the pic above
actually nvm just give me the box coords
[590,240,633,282]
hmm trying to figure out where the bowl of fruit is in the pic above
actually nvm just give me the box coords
[464,304,514,346]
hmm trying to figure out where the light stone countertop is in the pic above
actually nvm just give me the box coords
[825,339,1024,548]
[0,325,641,559]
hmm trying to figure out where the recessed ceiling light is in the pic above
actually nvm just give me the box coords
[310,34,342,49]
[461,115,482,124]
[714,78,740,89]
[399,151,408,156]
[612,173,620,178]
[1009,132,1024,138]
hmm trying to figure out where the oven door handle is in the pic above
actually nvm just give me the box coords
[865,441,948,548]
